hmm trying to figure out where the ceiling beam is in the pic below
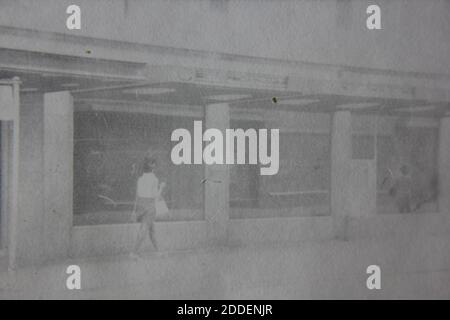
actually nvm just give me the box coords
[1,25,450,103]
[0,48,146,82]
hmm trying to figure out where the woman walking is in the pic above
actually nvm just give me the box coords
[130,157,165,259]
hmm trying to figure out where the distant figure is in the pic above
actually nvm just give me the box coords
[130,157,165,259]
[414,173,438,212]
[391,164,413,213]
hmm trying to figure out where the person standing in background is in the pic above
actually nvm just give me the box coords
[391,164,413,213]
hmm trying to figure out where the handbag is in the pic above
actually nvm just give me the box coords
[155,197,169,218]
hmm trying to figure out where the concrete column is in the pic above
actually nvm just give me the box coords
[1,121,10,250]
[43,91,73,260]
[204,103,230,245]
[0,80,20,269]
[331,110,352,239]
[14,93,45,266]
[0,86,13,252]
[438,117,450,214]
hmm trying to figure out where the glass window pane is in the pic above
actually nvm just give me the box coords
[375,115,439,214]
[229,107,331,219]
[73,110,204,225]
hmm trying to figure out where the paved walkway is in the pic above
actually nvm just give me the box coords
[1,233,450,299]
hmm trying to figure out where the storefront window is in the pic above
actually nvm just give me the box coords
[375,115,439,214]
[73,110,204,225]
[351,113,439,214]
[229,107,331,219]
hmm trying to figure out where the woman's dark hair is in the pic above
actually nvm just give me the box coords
[142,157,156,173]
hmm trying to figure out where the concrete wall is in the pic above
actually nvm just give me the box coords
[42,92,73,261]
[228,216,333,245]
[330,111,352,237]
[205,103,230,244]
[15,92,74,266]
[69,217,334,258]
[16,94,45,265]
[69,213,450,259]
[1,0,450,74]
[71,221,208,257]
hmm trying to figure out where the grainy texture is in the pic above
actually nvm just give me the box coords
[0,0,449,299]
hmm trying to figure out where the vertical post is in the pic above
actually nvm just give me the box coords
[43,91,73,260]
[1,120,10,250]
[438,116,450,213]
[204,103,230,245]
[331,110,352,239]
[374,110,380,215]
[8,77,20,270]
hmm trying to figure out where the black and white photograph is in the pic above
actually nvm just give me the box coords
[0,0,449,303]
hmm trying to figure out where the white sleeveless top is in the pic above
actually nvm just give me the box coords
[136,172,159,198]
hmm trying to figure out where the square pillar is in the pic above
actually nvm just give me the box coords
[438,117,450,213]
[204,103,230,245]
[331,110,352,239]
[43,91,73,260]
[0,79,20,269]
[1,121,11,251]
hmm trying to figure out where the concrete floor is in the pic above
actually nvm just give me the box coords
[1,233,450,299]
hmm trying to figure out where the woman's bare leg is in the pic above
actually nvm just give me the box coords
[133,222,147,253]
[148,221,158,250]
